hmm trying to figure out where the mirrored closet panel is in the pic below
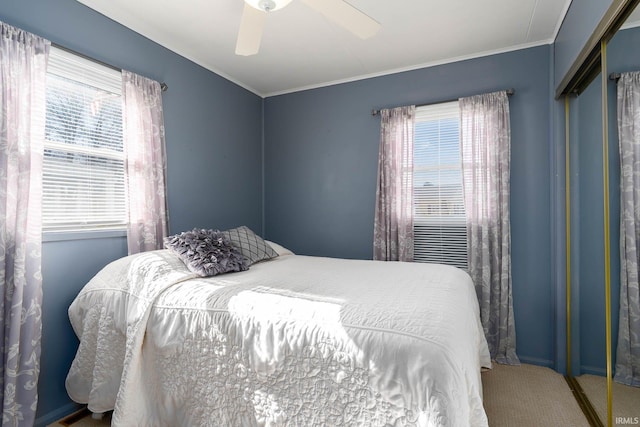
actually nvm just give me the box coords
[570,62,610,425]
[564,1,640,425]
[597,5,640,423]
[570,53,618,427]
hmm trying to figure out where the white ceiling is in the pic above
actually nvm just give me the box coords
[623,6,640,29]
[76,0,572,97]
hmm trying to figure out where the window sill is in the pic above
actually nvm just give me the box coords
[43,229,127,243]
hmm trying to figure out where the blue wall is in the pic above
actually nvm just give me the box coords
[264,46,555,367]
[0,0,263,424]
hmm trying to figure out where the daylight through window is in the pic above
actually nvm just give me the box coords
[413,101,468,269]
[43,48,125,232]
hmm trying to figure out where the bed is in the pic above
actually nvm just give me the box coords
[65,243,491,426]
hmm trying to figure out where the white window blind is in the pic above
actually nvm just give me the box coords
[413,101,468,269]
[43,47,126,232]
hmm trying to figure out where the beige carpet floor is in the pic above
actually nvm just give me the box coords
[577,374,640,424]
[50,363,590,426]
[482,363,589,426]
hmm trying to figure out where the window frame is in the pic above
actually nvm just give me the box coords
[42,47,127,240]
[412,101,468,269]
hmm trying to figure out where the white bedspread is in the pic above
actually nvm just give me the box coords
[66,250,491,427]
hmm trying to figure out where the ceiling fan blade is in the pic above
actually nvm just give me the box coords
[235,3,267,56]
[302,0,381,39]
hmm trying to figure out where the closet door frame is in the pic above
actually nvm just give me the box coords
[558,1,640,426]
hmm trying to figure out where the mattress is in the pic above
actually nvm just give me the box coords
[66,249,491,426]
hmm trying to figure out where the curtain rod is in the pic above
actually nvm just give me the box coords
[609,72,621,81]
[52,42,168,92]
[371,88,515,116]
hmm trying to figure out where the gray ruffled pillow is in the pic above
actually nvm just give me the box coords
[223,226,278,266]
[164,228,249,277]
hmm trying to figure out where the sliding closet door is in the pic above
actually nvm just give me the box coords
[605,11,640,422]
[570,66,612,425]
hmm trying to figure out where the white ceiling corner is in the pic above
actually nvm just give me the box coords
[76,0,573,98]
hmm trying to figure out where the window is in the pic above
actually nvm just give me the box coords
[413,102,467,269]
[43,48,125,232]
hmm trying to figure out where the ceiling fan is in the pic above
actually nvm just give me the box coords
[235,0,381,56]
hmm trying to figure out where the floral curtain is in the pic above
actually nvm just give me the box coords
[122,71,168,255]
[615,71,640,387]
[0,21,50,426]
[460,91,519,365]
[373,106,415,261]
